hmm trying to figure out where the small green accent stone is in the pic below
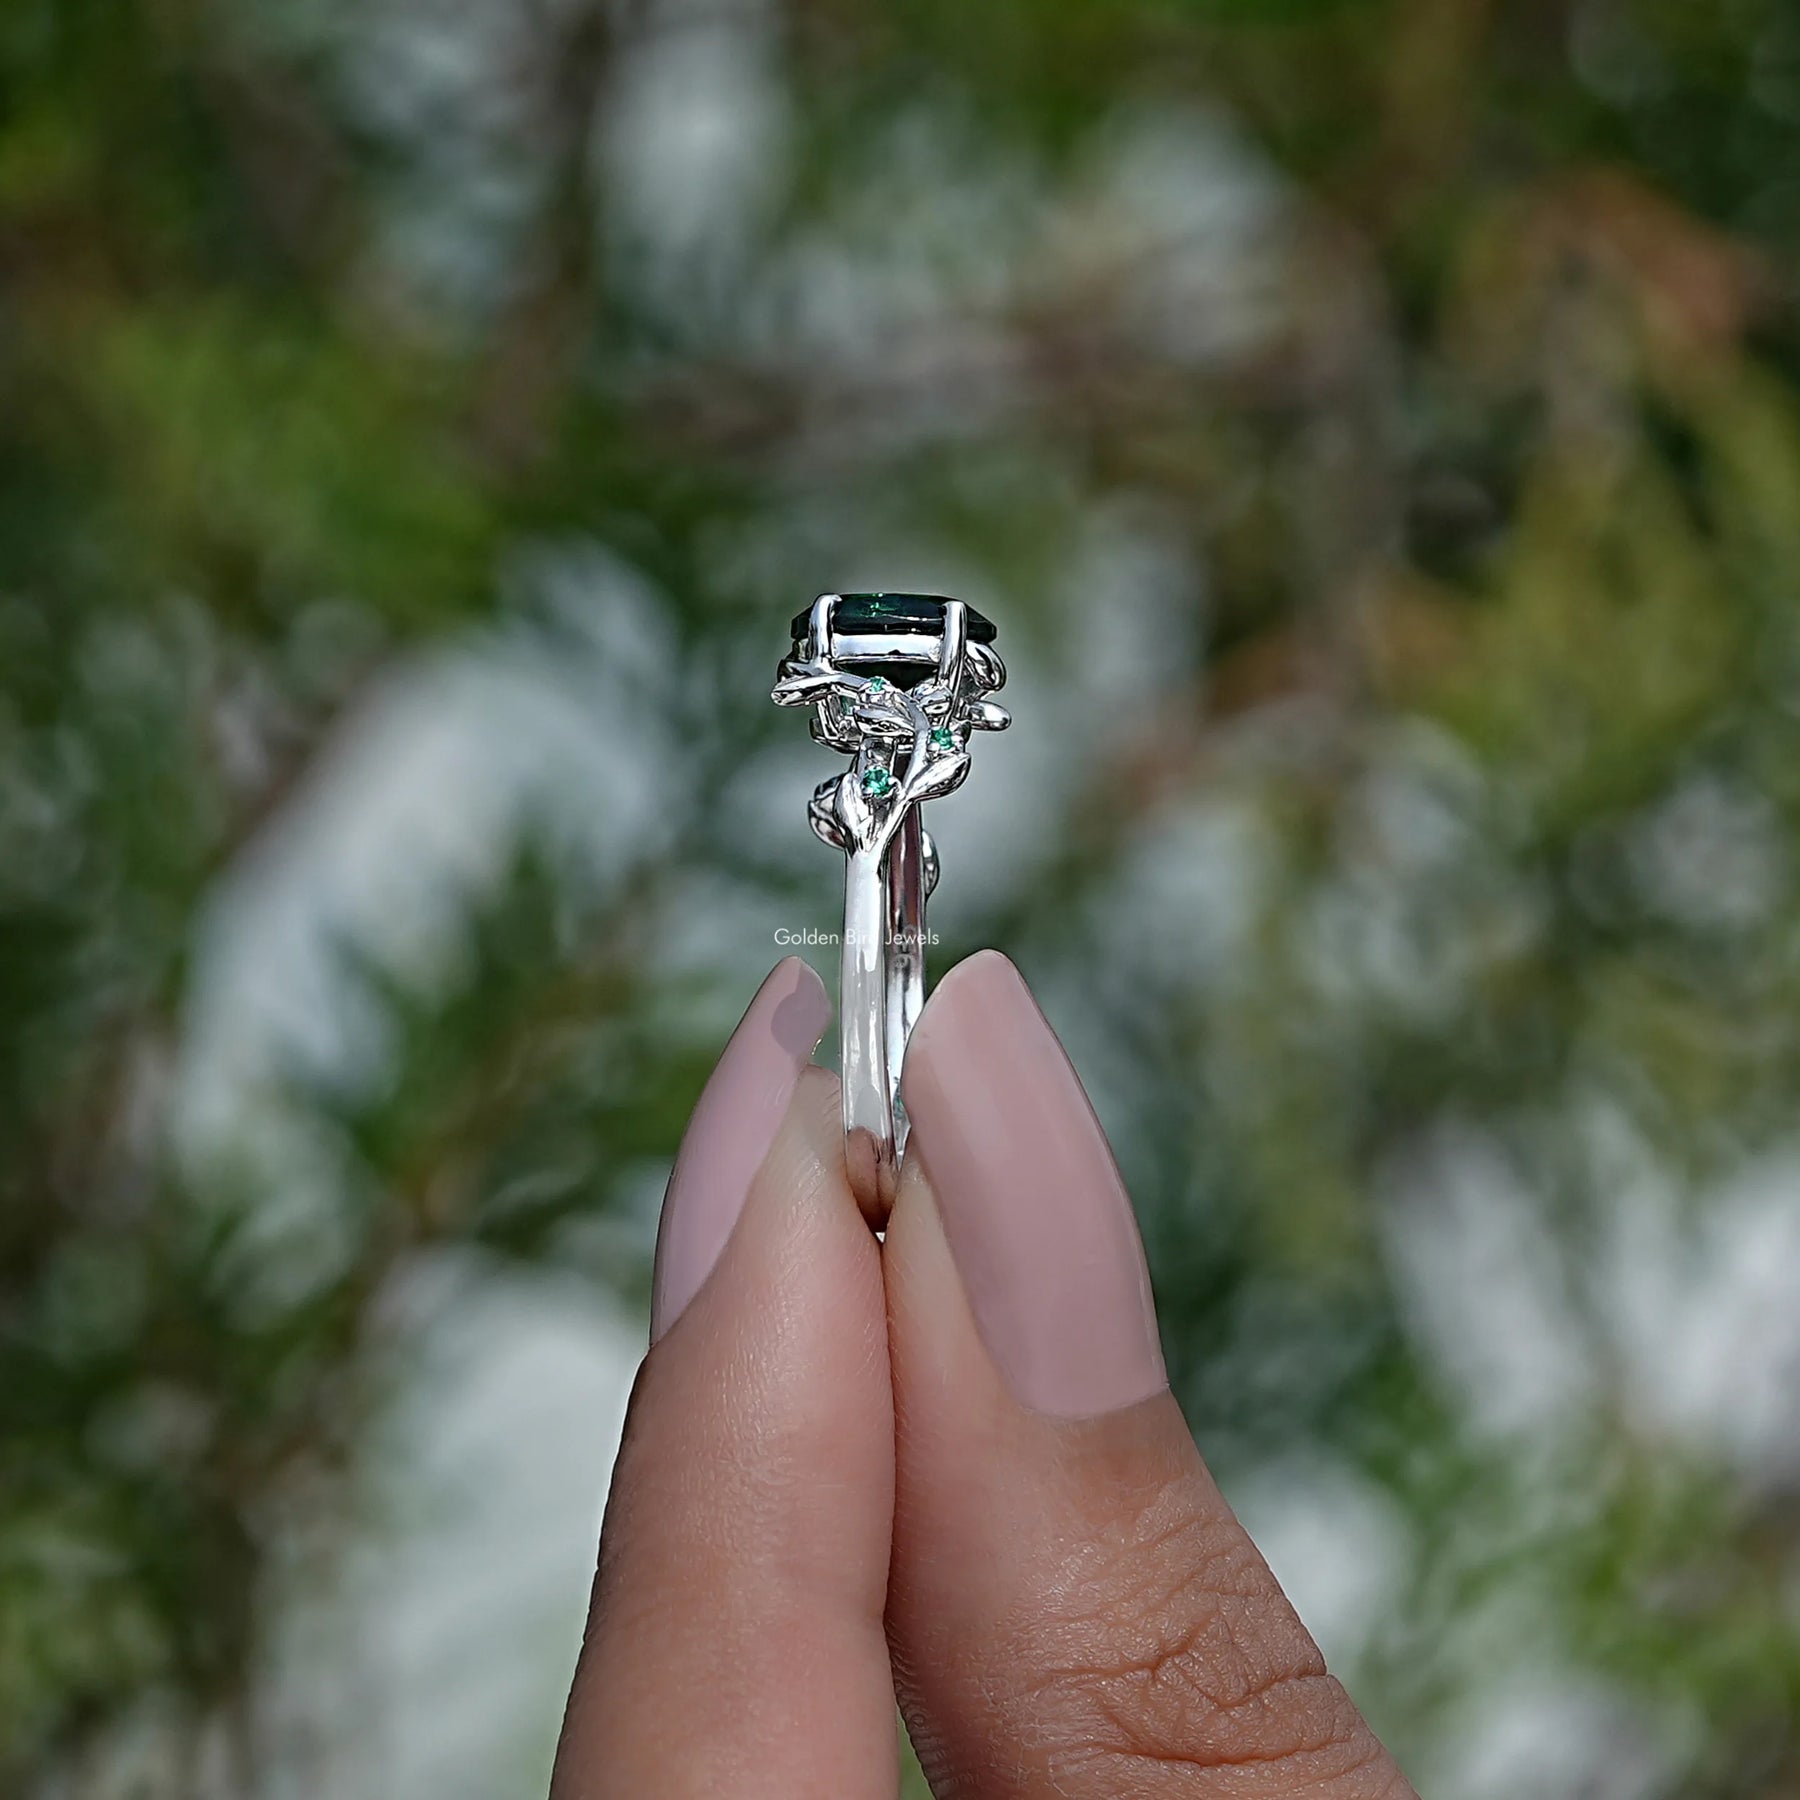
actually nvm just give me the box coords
[930,727,955,751]
[866,676,888,693]
[861,767,895,798]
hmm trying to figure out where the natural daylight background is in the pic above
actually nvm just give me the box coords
[6,0,1800,1795]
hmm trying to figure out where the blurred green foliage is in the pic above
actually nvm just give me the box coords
[5,0,1800,1793]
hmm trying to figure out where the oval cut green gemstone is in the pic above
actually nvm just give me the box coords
[790,593,997,644]
[860,766,895,798]
[930,727,955,751]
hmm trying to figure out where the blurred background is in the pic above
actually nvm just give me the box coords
[6,0,1800,1794]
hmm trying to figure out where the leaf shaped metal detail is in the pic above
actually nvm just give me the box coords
[902,750,971,805]
[809,777,850,849]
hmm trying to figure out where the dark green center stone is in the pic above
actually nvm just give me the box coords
[789,593,997,644]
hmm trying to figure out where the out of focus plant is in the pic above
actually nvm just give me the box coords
[5,0,1800,1793]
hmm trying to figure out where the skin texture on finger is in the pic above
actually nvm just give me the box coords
[886,952,1416,1800]
[552,1059,898,1799]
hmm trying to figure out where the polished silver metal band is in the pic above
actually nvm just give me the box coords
[773,594,1008,1218]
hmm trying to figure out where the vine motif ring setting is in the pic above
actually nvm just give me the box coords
[771,592,1009,1221]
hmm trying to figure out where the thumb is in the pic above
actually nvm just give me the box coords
[884,952,1415,1800]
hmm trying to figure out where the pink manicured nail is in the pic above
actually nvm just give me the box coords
[899,951,1167,1417]
[651,958,831,1341]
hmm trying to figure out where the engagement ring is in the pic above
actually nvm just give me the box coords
[772,593,1009,1220]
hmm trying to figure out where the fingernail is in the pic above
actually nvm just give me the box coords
[898,950,1166,1417]
[651,957,832,1341]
